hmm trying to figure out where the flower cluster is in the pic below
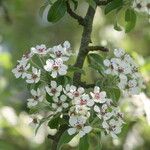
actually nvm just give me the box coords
[133,0,150,15]
[103,48,144,96]
[12,41,71,83]
[12,42,127,141]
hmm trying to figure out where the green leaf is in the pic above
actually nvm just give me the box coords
[57,130,75,150]
[105,87,121,102]
[57,75,73,86]
[79,135,89,150]
[46,92,53,103]
[125,9,137,33]
[47,0,67,22]
[88,53,105,76]
[71,0,78,10]
[86,0,96,9]
[105,0,123,14]
[48,115,60,129]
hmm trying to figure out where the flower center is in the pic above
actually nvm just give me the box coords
[33,96,39,101]
[95,93,100,99]
[38,48,45,52]
[76,124,82,130]
[53,64,59,70]
[80,99,87,105]
[18,66,24,72]
[56,51,62,57]
[32,74,38,79]
[74,91,79,97]
[51,88,57,94]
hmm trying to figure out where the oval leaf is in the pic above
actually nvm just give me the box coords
[47,0,67,22]
[105,0,123,14]
[125,9,137,33]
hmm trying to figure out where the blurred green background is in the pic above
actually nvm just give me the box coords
[0,0,150,150]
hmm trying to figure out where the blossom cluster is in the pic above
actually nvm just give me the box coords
[12,41,71,83]
[103,48,144,96]
[133,0,150,15]
[12,42,131,140]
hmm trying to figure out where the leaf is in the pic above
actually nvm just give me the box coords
[46,92,53,103]
[48,115,60,129]
[105,0,123,14]
[125,9,137,33]
[88,53,105,76]
[79,135,89,150]
[57,75,73,86]
[86,0,96,9]
[57,130,75,150]
[71,0,78,10]
[47,0,67,22]
[105,86,121,102]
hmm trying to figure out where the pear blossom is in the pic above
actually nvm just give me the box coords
[64,85,85,100]
[90,86,106,103]
[12,62,30,79]
[26,67,41,84]
[45,81,62,97]
[74,94,94,107]
[31,44,48,55]
[132,0,147,13]
[114,48,125,58]
[102,119,122,138]
[69,105,90,119]
[44,58,68,78]
[94,104,112,120]
[50,44,70,61]
[68,116,92,137]
[63,41,71,49]
[52,95,69,112]
[27,88,44,108]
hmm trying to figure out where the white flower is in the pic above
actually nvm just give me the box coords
[114,48,125,57]
[69,105,90,119]
[74,94,94,107]
[50,44,70,61]
[64,85,85,100]
[12,63,30,78]
[52,95,68,112]
[132,0,147,13]
[63,41,70,49]
[44,58,68,78]
[26,67,41,84]
[27,88,44,108]
[31,44,48,55]
[102,119,122,138]
[68,116,92,137]
[94,104,112,120]
[45,81,62,97]
[90,86,106,103]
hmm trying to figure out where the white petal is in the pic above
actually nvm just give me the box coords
[68,128,76,135]
[83,126,92,133]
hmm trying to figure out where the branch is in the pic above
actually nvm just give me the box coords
[87,46,109,52]
[66,1,86,26]
[95,0,113,6]
[79,82,95,89]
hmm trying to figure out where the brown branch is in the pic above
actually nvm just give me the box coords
[66,1,86,26]
[87,46,109,52]
[95,0,113,6]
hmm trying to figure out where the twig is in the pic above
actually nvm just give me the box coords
[95,0,113,6]
[79,82,95,88]
[66,1,86,26]
[87,46,109,52]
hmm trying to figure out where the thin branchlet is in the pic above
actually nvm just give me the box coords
[66,1,86,26]
[87,46,109,52]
